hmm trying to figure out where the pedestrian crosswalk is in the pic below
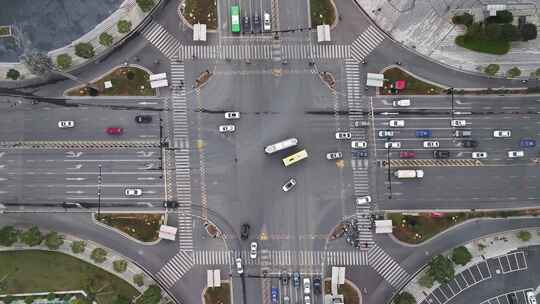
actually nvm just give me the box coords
[141,21,182,59]
[194,249,369,266]
[281,44,350,60]
[368,245,410,289]
[350,25,386,63]
[155,250,194,288]
[384,159,483,167]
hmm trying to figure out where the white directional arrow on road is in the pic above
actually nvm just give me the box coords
[139,163,154,170]
[0,152,5,158]
[137,177,156,180]
[137,102,158,105]
[0,178,7,181]
[66,190,85,194]
[144,190,156,194]
[66,151,83,158]
[66,177,86,181]
[136,202,154,207]
[137,151,155,157]
[67,164,83,170]
[380,112,399,116]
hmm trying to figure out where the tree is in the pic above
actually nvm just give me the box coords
[90,247,108,263]
[24,296,35,304]
[133,273,145,286]
[117,20,132,34]
[517,230,531,242]
[136,0,155,12]
[507,67,521,78]
[20,50,53,77]
[45,231,64,250]
[485,23,503,40]
[20,226,43,247]
[451,246,472,266]
[71,240,87,254]
[47,293,56,300]
[6,68,20,80]
[99,32,114,47]
[484,64,500,75]
[520,23,537,41]
[113,295,130,304]
[418,272,434,288]
[113,259,128,273]
[452,13,473,27]
[394,292,416,304]
[140,285,161,304]
[487,10,513,23]
[75,42,95,59]
[56,54,72,70]
[428,254,455,284]
[0,226,19,246]
[501,23,521,41]
[535,68,540,78]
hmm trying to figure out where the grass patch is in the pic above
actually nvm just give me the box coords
[455,35,510,55]
[183,0,217,30]
[310,0,336,27]
[98,214,163,242]
[0,250,139,304]
[382,67,444,95]
[204,282,230,304]
[324,279,359,304]
[389,209,540,244]
[66,67,155,96]
[0,26,10,36]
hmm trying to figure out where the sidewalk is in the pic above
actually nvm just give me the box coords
[401,227,540,302]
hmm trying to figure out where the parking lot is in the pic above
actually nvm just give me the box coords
[479,288,533,304]
[488,251,527,275]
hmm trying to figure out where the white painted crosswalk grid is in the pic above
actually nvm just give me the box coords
[155,251,194,288]
[141,21,182,59]
[350,25,386,63]
[368,245,410,289]
[281,44,350,60]
[178,44,273,60]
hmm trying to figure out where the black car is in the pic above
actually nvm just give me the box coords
[253,14,260,31]
[313,276,322,294]
[242,16,250,33]
[163,201,178,209]
[135,115,152,123]
[433,150,450,159]
[241,223,250,240]
[461,140,478,148]
[281,271,289,284]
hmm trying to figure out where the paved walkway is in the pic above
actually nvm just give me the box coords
[354,0,540,77]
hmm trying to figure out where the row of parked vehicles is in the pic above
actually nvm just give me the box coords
[271,273,322,304]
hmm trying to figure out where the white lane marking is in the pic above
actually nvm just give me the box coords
[0,152,5,158]
[66,177,86,181]
[144,190,156,194]
[138,101,158,105]
[65,184,162,187]
[137,177,156,180]
[0,178,6,181]
[455,100,471,105]
[0,165,5,169]
[65,197,163,200]
[502,107,521,110]
[64,159,159,162]
[137,151,155,157]
[66,151,83,158]
[65,171,161,175]
[139,135,157,138]
[67,164,83,170]
[137,202,155,207]
[139,163,155,170]
[66,190,85,194]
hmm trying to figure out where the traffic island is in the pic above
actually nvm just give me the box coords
[203,282,231,304]
[195,70,212,88]
[66,66,156,96]
[204,222,221,238]
[388,209,540,245]
[320,71,336,89]
[323,279,361,304]
[97,213,164,243]
[182,0,217,30]
[382,67,444,95]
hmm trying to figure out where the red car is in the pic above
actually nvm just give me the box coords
[399,151,416,159]
[106,127,123,135]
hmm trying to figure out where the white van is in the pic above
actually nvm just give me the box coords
[393,99,411,107]
[263,13,271,31]
[265,138,298,154]
[527,291,537,304]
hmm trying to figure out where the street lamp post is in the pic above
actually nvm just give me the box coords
[97,164,102,219]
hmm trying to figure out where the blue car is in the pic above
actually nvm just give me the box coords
[520,138,536,148]
[353,150,368,158]
[271,287,278,304]
[415,130,432,138]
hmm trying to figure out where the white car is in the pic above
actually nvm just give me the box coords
[384,142,401,149]
[423,141,440,148]
[303,278,311,294]
[378,130,394,138]
[282,178,297,192]
[235,258,243,274]
[392,99,411,107]
[304,296,311,304]
[508,150,524,158]
[493,130,511,138]
[451,120,467,127]
[389,120,405,127]
[356,195,371,205]
[224,112,240,119]
[263,13,271,31]
[250,242,258,259]
[58,121,75,128]
[124,188,142,196]
[326,152,343,160]
[472,152,488,159]
[219,125,235,133]
[351,141,367,149]
[335,132,352,140]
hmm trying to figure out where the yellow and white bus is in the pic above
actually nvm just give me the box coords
[282,149,308,167]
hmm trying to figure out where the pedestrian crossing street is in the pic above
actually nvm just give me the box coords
[177,44,351,60]
[141,21,182,59]
[194,250,369,266]
[350,25,386,63]
[368,245,410,289]
[156,250,194,288]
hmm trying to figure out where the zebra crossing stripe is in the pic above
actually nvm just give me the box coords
[141,22,182,59]
[368,245,410,289]
[350,25,386,62]
[156,251,194,288]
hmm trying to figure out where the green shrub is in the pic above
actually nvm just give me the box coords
[487,10,513,23]
[428,255,455,284]
[45,231,64,250]
[507,67,521,78]
[133,273,145,286]
[99,32,114,46]
[141,285,161,304]
[56,54,72,70]
[6,68,20,80]
[113,259,128,273]
[90,247,108,263]
[136,0,155,12]
[484,64,500,75]
[535,68,540,77]
[20,226,43,246]
[71,240,86,253]
[418,272,434,288]
[47,292,56,300]
[452,13,473,27]
[520,23,537,41]
[517,230,531,242]
[0,226,19,246]
[75,43,95,59]
[117,20,132,33]
[451,246,472,266]
[394,292,416,304]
